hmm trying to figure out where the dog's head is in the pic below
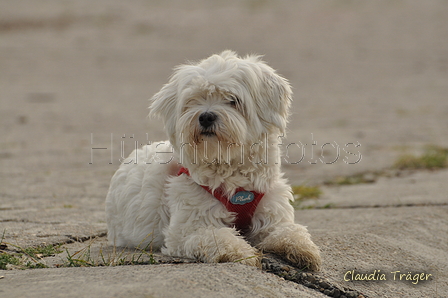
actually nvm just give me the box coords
[149,50,292,162]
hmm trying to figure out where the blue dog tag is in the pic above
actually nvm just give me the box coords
[230,191,255,205]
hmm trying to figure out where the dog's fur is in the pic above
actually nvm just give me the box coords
[105,50,321,270]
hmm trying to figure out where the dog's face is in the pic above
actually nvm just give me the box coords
[149,50,292,164]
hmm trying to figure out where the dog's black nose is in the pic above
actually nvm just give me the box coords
[199,112,217,129]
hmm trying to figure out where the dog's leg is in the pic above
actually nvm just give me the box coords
[250,186,321,271]
[162,178,260,267]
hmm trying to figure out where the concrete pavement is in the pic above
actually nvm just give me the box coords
[1,1,447,297]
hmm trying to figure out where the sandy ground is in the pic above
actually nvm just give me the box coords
[1,1,447,297]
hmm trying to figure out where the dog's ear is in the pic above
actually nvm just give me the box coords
[149,80,178,142]
[243,54,292,135]
[149,81,176,119]
[258,67,293,135]
[266,71,292,132]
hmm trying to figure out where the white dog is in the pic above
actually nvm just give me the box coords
[106,50,321,270]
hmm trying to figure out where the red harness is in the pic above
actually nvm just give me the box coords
[178,167,264,233]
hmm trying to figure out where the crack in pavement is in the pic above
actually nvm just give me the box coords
[312,202,448,209]
[261,253,367,298]
[0,219,64,224]
[62,232,108,244]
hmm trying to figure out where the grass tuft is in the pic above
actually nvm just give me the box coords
[324,172,377,186]
[292,185,322,200]
[291,185,322,209]
[394,145,448,170]
[0,253,20,270]
[0,242,58,269]
[23,244,63,259]
[62,236,156,267]
[0,230,158,270]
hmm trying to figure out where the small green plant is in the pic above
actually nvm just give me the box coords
[292,185,322,200]
[0,253,20,270]
[291,185,322,209]
[25,262,48,269]
[63,236,157,267]
[324,172,377,186]
[23,244,63,259]
[394,145,448,170]
[0,229,6,247]
[0,231,158,270]
[65,247,96,267]
[0,230,18,270]
[0,248,49,270]
[0,231,62,269]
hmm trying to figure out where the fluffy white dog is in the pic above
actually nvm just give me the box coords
[106,50,321,270]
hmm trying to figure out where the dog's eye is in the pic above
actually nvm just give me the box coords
[228,95,239,107]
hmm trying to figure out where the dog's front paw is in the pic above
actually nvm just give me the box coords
[200,229,261,267]
[258,224,321,271]
[164,227,261,267]
[278,239,321,271]
[212,245,261,267]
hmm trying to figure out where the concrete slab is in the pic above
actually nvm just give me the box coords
[300,169,448,209]
[0,264,327,298]
[296,206,448,298]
